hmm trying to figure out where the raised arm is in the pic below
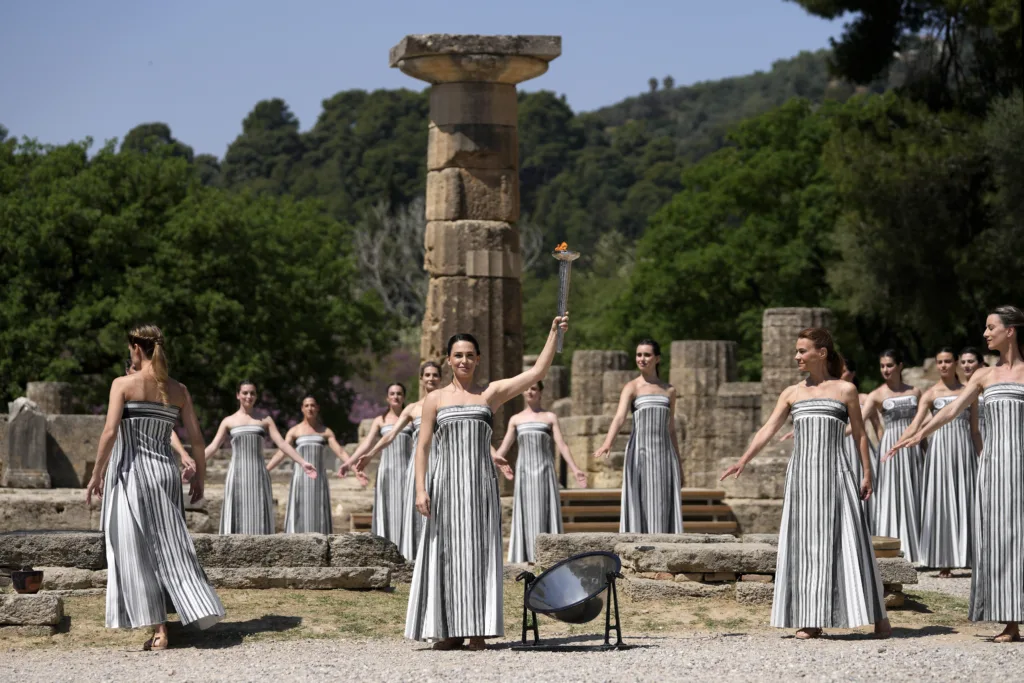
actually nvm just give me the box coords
[887,389,934,460]
[414,395,438,516]
[485,315,568,409]
[721,386,795,480]
[339,417,382,473]
[85,378,127,504]
[266,419,317,479]
[594,381,636,459]
[179,386,208,503]
[889,370,988,454]
[204,418,231,458]
[356,408,415,471]
[551,415,588,488]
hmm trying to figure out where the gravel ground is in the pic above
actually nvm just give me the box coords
[914,569,974,601]
[3,632,1023,683]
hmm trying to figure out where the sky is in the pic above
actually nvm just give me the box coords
[0,0,845,158]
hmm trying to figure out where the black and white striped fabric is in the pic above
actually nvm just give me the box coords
[875,396,923,563]
[405,405,503,642]
[399,417,424,562]
[371,423,413,545]
[843,433,877,531]
[920,395,977,568]
[772,399,887,629]
[977,392,987,447]
[970,383,1024,623]
[284,435,333,534]
[220,425,275,535]
[619,394,683,534]
[105,401,224,630]
[508,422,563,564]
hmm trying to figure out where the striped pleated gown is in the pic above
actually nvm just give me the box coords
[399,417,424,562]
[969,383,1024,623]
[977,393,988,446]
[508,422,563,563]
[372,423,412,545]
[772,399,887,629]
[843,433,877,532]
[220,425,275,535]
[620,394,683,534]
[875,396,923,563]
[405,405,503,641]
[284,435,333,534]
[920,395,977,568]
[105,401,224,629]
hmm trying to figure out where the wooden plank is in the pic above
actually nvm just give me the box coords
[680,489,726,500]
[681,504,733,515]
[561,488,726,501]
[560,504,734,517]
[563,520,739,534]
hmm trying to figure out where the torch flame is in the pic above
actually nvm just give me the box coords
[554,241,568,252]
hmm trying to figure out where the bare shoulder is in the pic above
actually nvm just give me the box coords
[664,384,678,398]
[541,411,559,425]
[973,366,996,385]
[836,380,859,402]
[164,377,189,406]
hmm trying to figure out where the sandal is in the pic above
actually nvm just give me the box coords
[432,638,464,651]
[795,628,822,640]
[143,633,169,651]
[466,637,487,651]
[994,627,1021,643]
[873,620,892,639]
[937,570,953,579]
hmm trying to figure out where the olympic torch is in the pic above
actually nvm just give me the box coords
[552,242,579,353]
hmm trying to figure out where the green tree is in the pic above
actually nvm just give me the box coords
[121,122,194,161]
[221,98,305,194]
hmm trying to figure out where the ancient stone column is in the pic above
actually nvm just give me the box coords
[670,340,737,487]
[570,350,630,417]
[3,399,50,488]
[760,308,833,418]
[390,35,560,396]
[26,382,72,414]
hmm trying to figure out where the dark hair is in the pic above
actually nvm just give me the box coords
[936,346,957,359]
[301,394,319,405]
[419,361,442,377]
[992,305,1024,356]
[879,348,904,365]
[533,380,544,391]
[124,358,133,373]
[238,379,257,392]
[636,338,662,377]
[959,346,987,366]
[798,328,844,379]
[446,333,480,356]
[842,358,860,390]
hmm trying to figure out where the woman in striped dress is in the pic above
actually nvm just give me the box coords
[338,383,408,545]
[840,360,881,530]
[406,315,568,651]
[85,324,224,650]
[891,306,1024,643]
[353,362,443,561]
[861,350,923,562]
[896,348,981,576]
[266,395,349,534]
[205,381,318,534]
[497,381,589,564]
[722,327,890,640]
[594,339,683,534]
[960,347,989,444]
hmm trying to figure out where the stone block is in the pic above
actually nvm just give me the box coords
[878,557,918,585]
[533,532,735,570]
[703,572,737,583]
[426,167,519,222]
[740,573,773,583]
[674,572,705,583]
[0,594,64,625]
[571,351,630,417]
[3,400,49,488]
[26,382,73,415]
[428,123,517,171]
[885,591,905,609]
[43,414,106,487]
[0,490,101,532]
[37,567,97,590]
[718,453,790,500]
[601,371,635,410]
[0,624,56,637]
[390,34,562,66]
[760,308,834,368]
[669,341,737,397]
[622,577,731,601]
[423,220,519,277]
[727,498,785,534]
[735,581,775,605]
[741,533,779,546]
[429,83,518,126]
[0,531,105,569]
[615,542,778,574]
[328,533,406,569]
[191,533,329,568]
[551,397,571,418]
[204,567,390,590]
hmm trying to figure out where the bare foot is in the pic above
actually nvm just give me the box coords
[432,638,464,650]
[467,637,487,651]
[994,624,1020,643]
[795,628,822,640]
[937,569,953,579]
[874,619,892,639]
[143,631,169,651]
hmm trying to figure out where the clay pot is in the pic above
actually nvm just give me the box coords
[12,568,44,594]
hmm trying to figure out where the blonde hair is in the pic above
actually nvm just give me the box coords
[128,324,169,405]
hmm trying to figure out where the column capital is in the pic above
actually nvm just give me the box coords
[390,34,561,85]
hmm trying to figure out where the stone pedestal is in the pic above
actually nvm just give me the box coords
[670,341,737,487]
[392,34,560,468]
[760,308,833,418]
[3,400,50,488]
[522,356,568,411]
[571,351,630,417]
[26,382,72,415]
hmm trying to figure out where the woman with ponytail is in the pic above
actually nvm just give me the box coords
[861,349,924,563]
[205,380,318,535]
[85,324,224,650]
[594,338,683,534]
[721,327,890,640]
[890,306,1024,642]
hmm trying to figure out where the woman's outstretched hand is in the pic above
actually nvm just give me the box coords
[593,444,611,459]
[720,461,745,481]
[492,453,514,481]
[860,476,872,501]
[573,470,588,488]
[886,432,923,460]
[779,431,794,442]
[85,476,104,505]
[302,461,318,479]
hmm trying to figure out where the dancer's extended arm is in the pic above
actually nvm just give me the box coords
[485,316,568,409]
[889,369,990,454]
[720,386,796,480]
[551,415,588,487]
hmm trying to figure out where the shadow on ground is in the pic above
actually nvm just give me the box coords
[170,615,303,649]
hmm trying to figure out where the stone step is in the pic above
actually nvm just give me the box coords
[560,504,733,518]
[563,521,739,534]
[560,488,726,502]
[0,594,64,626]
[204,567,390,590]
[534,531,737,569]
